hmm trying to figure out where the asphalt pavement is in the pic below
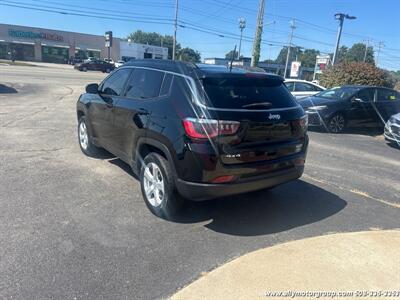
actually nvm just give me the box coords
[0,65,399,299]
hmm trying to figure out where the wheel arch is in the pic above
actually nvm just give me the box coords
[134,138,177,178]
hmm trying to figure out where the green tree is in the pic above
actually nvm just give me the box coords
[320,62,393,88]
[274,46,303,65]
[263,59,275,64]
[225,49,240,60]
[298,49,320,68]
[178,47,201,63]
[127,30,180,59]
[390,70,400,81]
[336,45,348,63]
[346,43,375,64]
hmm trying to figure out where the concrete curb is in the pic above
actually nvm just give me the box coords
[171,230,400,300]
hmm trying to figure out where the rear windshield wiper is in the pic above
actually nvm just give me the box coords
[242,102,272,109]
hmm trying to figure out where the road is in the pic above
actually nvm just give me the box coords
[1,65,399,299]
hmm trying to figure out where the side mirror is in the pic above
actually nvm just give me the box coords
[86,83,99,94]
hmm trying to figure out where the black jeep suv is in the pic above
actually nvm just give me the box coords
[76,60,308,218]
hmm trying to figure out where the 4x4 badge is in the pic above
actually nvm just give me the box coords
[268,113,281,120]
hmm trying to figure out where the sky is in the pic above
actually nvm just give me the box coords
[0,0,399,70]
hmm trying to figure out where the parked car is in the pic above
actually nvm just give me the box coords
[104,58,115,64]
[83,57,96,63]
[76,60,309,218]
[74,60,115,73]
[299,85,400,133]
[68,57,83,65]
[114,60,125,68]
[384,113,400,146]
[285,79,326,100]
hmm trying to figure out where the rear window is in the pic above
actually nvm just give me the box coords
[201,77,297,109]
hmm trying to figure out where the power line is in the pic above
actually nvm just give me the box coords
[0,0,172,21]
[0,0,174,23]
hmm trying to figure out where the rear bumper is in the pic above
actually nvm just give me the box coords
[176,165,304,201]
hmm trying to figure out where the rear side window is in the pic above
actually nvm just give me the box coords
[160,73,173,96]
[100,68,131,96]
[295,82,322,92]
[377,89,400,102]
[285,82,295,92]
[125,69,164,99]
[357,88,375,102]
[201,77,297,109]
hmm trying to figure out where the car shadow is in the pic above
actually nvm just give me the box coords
[172,180,346,236]
[107,157,347,236]
[0,84,18,94]
[108,157,139,180]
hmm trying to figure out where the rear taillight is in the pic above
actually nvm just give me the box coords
[291,115,308,131]
[182,118,240,139]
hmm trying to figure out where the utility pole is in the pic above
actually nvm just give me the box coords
[283,19,296,79]
[251,0,265,67]
[332,13,356,65]
[376,41,384,66]
[363,38,370,62]
[238,17,246,59]
[172,0,179,60]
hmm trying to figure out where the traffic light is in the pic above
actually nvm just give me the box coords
[105,31,113,48]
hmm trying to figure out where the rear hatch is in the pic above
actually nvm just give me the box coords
[199,73,307,165]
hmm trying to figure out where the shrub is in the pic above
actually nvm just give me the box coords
[320,62,394,89]
[395,81,400,91]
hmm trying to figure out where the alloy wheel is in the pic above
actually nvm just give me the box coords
[143,162,165,207]
[79,121,88,150]
[329,115,345,133]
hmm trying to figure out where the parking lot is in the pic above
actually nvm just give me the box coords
[1,65,399,299]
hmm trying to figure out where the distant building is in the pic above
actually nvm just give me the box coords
[204,57,229,65]
[0,23,168,63]
[120,41,168,62]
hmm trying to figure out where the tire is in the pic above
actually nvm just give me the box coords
[78,116,100,156]
[327,113,346,133]
[82,67,87,72]
[105,68,111,73]
[140,153,184,219]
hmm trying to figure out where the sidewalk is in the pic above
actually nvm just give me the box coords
[171,230,400,299]
[0,59,73,69]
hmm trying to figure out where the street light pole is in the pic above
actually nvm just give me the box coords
[283,19,296,79]
[172,0,179,60]
[238,17,246,60]
[332,13,356,65]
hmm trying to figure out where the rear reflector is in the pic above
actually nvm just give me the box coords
[183,118,240,139]
[211,175,236,183]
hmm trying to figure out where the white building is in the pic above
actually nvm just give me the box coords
[119,41,168,61]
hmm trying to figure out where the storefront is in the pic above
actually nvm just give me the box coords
[0,23,120,63]
[75,48,101,60]
[0,41,35,60]
[41,45,69,63]
[0,23,168,63]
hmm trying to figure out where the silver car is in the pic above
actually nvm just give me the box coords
[384,113,400,145]
[285,79,326,100]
